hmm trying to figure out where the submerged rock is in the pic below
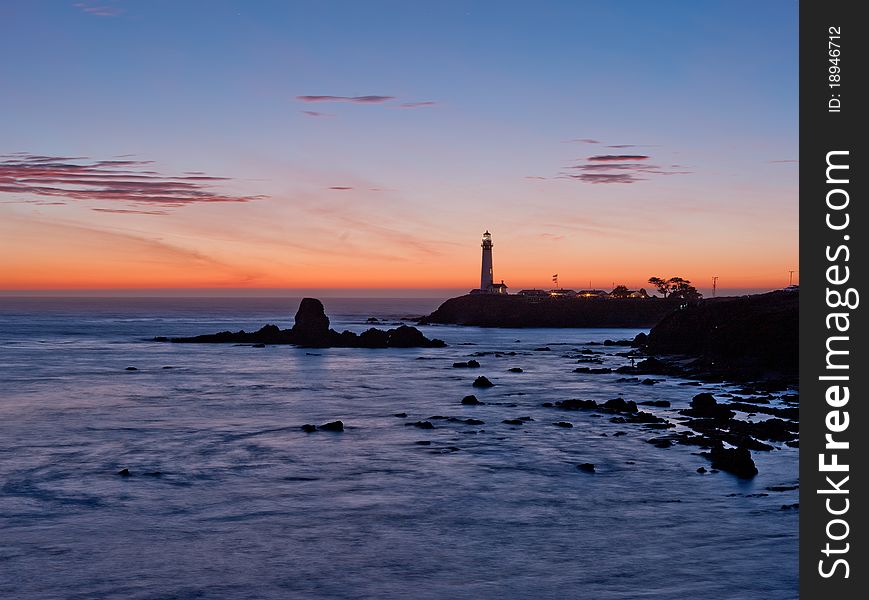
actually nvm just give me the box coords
[472,376,495,388]
[301,424,318,433]
[705,444,757,479]
[576,463,596,473]
[318,421,344,432]
[461,395,482,405]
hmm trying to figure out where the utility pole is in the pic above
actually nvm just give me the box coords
[788,270,795,287]
[712,276,718,298]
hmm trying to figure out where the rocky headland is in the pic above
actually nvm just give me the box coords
[419,294,683,328]
[636,290,798,385]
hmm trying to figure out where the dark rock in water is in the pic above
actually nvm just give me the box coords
[640,378,657,385]
[387,325,445,348]
[780,503,799,510]
[647,438,673,448]
[640,400,671,407]
[613,431,626,437]
[554,399,598,410]
[410,421,435,429]
[252,343,266,348]
[117,468,131,476]
[576,463,596,473]
[301,424,318,433]
[767,485,799,492]
[366,317,380,323]
[683,393,735,420]
[161,298,444,349]
[503,419,524,425]
[602,398,638,413]
[472,376,494,388]
[318,420,344,432]
[697,467,707,473]
[358,328,389,348]
[124,366,138,371]
[553,421,574,428]
[507,367,524,373]
[574,367,613,374]
[290,298,331,346]
[414,440,431,445]
[634,357,680,375]
[534,347,551,352]
[162,366,173,369]
[464,418,485,425]
[705,444,757,478]
[393,412,408,418]
[461,395,482,405]
[633,332,648,347]
[453,359,481,368]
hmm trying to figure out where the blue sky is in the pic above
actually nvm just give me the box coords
[0,1,799,292]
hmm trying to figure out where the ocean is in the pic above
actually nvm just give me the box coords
[0,297,798,599]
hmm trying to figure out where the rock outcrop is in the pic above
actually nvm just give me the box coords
[156,298,446,349]
[641,291,797,383]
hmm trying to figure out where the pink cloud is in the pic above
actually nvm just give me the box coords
[0,153,263,209]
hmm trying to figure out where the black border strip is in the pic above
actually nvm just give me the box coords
[800,1,866,596]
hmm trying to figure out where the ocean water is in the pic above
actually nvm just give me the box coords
[0,298,798,600]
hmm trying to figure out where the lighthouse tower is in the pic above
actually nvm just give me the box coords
[480,231,494,290]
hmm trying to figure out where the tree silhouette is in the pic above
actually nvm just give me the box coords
[648,276,702,300]
[648,277,669,297]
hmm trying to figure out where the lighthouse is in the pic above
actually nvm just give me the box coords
[481,231,494,290]
[474,231,508,294]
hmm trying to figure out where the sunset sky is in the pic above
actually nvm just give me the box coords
[0,1,798,294]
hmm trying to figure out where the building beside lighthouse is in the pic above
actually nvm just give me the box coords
[471,230,508,294]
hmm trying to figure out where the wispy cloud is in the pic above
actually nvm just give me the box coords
[398,101,437,109]
[549,140,693,183]
[296,95,395,104]
[328,186,353,190]
[588,154,650,162]
[564,138,601,144]
[565,173,640,184]
[295,95,437,111]
[73,2,123,17]
[768,159,799,164]
[0,153,263,209]
[91,208,169,215]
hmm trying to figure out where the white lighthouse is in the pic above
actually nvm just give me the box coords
[481,231,494,290]
[474,230,508,294]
